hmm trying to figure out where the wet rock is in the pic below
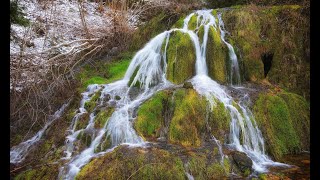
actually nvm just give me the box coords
[182,81,193,89]
[231,151,253,173]
[157,137,166,142]
[115,95,121,100]
[128,86,140,99]
[104,94,111,102]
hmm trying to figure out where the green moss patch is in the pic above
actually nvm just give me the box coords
[14,164,60,180]
[166,31,196,84]
[169,89,207,147]
[198,25,228,83]
[76,146,185,180]
[187,153,230,179]
[94,107,115,129]
[76,53,132,92]
[223,5,309,99]
[134,91,171,140]
[84,90,101,113]
[253,92,309,160]
[207,101,231,143]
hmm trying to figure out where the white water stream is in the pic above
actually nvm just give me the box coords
[10,100,70,164]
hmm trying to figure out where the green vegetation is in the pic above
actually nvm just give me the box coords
[84,90,101,113]
[94,134,112,153]
[207,100,231,143]
[198,26,228,83]
[76,146,186,180]
[10,0,30,27]
[171,14,187,29]
[169,89,207,147]
[74,113,90,131]
[130,12,180,51]
[94,108,115,129]
[188,154,230,179]
[223,5,309,99]
[134,91,171,139]
[14,164,60,180]
[128,66,140,87]
[76,53,132,92]
[188,14,198,30]
[166,31,196,84]
[135,88,232,146]
[277,92,310,149]
[253,91,309,160]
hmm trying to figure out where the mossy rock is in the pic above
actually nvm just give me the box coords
[169,89,207,147]
[94,134,112,153]
[74,113,90,131]
[135,88,232,147]
[207,100,231,143]
[187,153,231,179]
[84,91,101,113]
[222,5,309,99]
[188,14,198,31]
[128,65,141,87]
[198,25,228,84]
[134,90,173,140]
[253,91,309,160]
[277,92,310,149]
[14,163,60,180]
[77,131,93,149]
[166,31,196,84]
[94,107,115,129]
[76,146,186,180]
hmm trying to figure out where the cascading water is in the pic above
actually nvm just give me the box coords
[217,13,241,85]
[59,31,176,179]
[12,8,291,179]
[184,9,289,172]
[10,100,70,164]
[60,9,289,178]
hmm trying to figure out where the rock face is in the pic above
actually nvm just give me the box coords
[166,31,196,84]
[253,91,310,160]
[134,88,231,147]
[222,5,310,99]
[76,145,186,180]
[198,25,229,84]
[231,151,253,173]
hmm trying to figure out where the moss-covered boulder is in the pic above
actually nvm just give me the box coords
[84,90,101,113]
[253,91,309,160]
[187,14,198,31]
[198,25,228,83]
[76,145,186,180]
[134,90,173,140]
[14,163,60,180]
[186,152,231,179]
[222,5,309,99]
[135,88,232,147]
[94,107,114,129]
[207,100,231,143]
[166,31,196,84]
[169,89,207,147]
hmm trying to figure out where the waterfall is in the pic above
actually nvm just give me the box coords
[185,10,288,172]
[59,9,289,178]
[59,31,175,179]
[12,8,291,179]
[217,13,241,85]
